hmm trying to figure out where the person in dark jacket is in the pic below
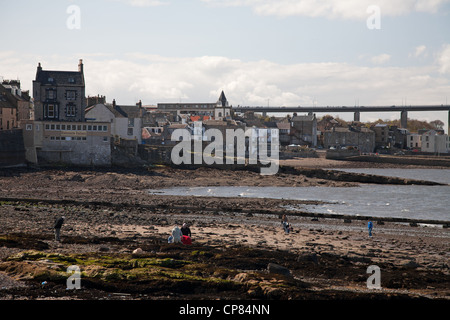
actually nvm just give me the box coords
[54,216,65,242]
[181,223,191,237]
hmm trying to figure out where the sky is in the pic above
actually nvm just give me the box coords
[1,0,450,132]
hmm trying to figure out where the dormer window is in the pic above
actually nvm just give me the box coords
[68,77,75,83]
[48,77,54,82]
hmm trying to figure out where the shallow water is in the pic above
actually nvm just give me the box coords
[149,169,450,222]
[332,168,450,184]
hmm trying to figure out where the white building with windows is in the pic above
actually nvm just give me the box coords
[85,100,144,144]
[407,133,422,149]
[420,130,450,154]
[21,119,111,165]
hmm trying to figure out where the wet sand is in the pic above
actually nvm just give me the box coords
[0,160,449,300]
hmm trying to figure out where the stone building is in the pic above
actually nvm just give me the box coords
[324,126,375,153]
[290,114,317,147]
[0,80,32,130]
[33,60,86,122]
[21,120,111,166]
[157,91,232,120]
[23,59,112,166]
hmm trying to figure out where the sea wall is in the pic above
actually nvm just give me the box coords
[0,129,26,167]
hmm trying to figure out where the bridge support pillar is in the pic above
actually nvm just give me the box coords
[400,110,408,129]
[354,111,360,122]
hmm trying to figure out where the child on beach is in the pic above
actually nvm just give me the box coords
[281,215,293,234]
[368,220,373,237]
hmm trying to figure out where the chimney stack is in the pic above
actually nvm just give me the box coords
[78,59,83,73]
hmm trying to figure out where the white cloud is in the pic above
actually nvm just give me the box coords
[201,0,450,20]
[410,45,427,58]
[1,51,449,109]
[113,0,169,7]
[438,44,450,74]
[370,53,391,65]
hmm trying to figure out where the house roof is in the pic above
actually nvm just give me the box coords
[217,91,228,107]
[168,123,188,129]
[292,114,315,121]
[114,104,143,118]
[86,103,144,118]
[35,62,84,86]
[276,122,291,130]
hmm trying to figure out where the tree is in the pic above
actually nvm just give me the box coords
[430,120,444,130]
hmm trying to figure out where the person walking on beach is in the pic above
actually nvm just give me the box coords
[54,216,65,242]
[368,220,373,237]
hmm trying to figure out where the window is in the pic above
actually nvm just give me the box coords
[103,125,107,131]
[66,104,76,117]
[127,128,133,135]
[61,124,66,130]
[68,77,75,83]
[47,89,56,100]
[26,124,32,131]
[45,104,57,119]
[128,118,134,127]
[103,137,109,142]
[66,90,76,100]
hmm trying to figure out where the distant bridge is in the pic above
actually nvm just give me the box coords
[232,105,450,130]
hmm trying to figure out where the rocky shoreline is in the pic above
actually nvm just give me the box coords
[0,162,449,301]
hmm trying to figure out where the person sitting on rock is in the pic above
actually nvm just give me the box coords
[171,225,182,243]
[181,223,191,238]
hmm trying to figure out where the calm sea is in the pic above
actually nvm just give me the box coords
[149,169,450,222]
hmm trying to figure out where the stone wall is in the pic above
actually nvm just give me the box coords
[0,129,26,167]
[37,135,111,166]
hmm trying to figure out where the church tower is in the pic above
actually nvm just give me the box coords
[215,90,231,120]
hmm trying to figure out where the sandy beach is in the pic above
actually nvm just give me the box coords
[0,158,448,300]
